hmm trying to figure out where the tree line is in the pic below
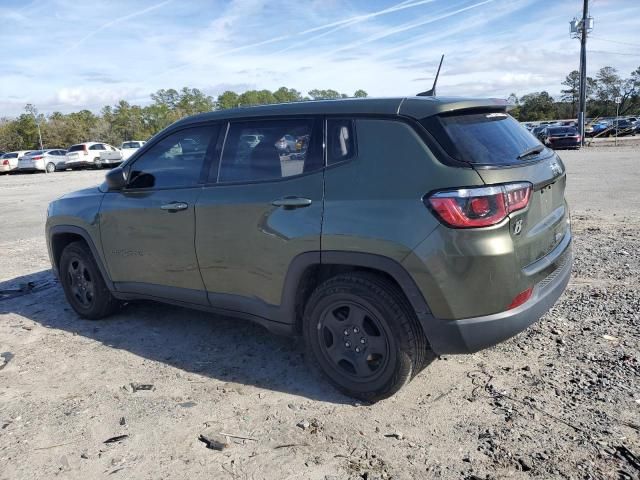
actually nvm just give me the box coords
[1,65,639,152]
[0,87,368,151]
[509,65,640,122]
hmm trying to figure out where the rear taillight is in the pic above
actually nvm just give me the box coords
[33,155,43,160]
[2,159,8,166]
[83,145,89,155]
[426,182,532,228]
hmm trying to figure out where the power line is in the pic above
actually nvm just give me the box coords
[588,49,640,57]
[590,36,640,48]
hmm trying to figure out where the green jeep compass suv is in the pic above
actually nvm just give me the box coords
[46,97,572,401]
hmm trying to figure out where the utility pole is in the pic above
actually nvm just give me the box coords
[571,0,593,146]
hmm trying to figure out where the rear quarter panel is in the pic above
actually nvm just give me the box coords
[322,118,485,263]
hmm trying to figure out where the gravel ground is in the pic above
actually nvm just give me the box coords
[0,146,638,480]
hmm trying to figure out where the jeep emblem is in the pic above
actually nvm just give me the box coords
[513,219,523,235]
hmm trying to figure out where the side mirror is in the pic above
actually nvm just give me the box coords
[105,167,126,190]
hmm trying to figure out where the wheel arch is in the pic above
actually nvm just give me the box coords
[48,225,114,290]
[281,251,433,336]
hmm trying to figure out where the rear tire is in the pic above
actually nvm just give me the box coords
[303,272,429,402]
[59,241,120,319]
[46,162,56,173]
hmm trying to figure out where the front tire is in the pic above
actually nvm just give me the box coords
[303,272,429,402]
[59,241,120,319]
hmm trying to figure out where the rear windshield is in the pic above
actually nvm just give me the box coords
[421,111,548,165]
[68,144,85,152]
[122,142,141,148]
[548,127,577,135]
[26,150,44,156]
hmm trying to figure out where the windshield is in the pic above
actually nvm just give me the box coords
[421,110,547,165]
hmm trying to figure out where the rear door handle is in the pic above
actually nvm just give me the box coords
[271,197,313,209]
[160,202,189,212]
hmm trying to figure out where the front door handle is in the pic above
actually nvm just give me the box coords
[160,202,189,212]
[271,197,312,209]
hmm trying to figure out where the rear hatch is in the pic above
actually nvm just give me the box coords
[420,109,570,272]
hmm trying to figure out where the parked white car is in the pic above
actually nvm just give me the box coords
[0,150,32,174]
[17,149,67,173]
[64,142,119,169]
[119,140,146,161]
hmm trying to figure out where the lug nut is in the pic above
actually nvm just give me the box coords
[353,327,359,333]
[355,347,361,353]
[343,329,349,336]
[345,341,351,348]
[360,338,366,344]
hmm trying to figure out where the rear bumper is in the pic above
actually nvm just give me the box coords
[64,160,94,168]
[548,140,580,149]
[18,162,45,171]
[425,241,572,354]
[98,158,122,165]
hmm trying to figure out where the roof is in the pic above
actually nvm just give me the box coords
[173,96,509,128]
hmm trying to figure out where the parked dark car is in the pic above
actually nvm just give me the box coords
[531,125,546,140]
[608,119,636,137]
[540,126,581,149]
[46,97,572,401]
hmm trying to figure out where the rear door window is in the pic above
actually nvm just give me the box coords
[217,118,321,183]
[68,145,84,152]
[421,111,550,166]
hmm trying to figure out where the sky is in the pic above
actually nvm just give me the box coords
[1,0,639,117]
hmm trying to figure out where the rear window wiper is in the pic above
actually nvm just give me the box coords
[517,145,544,160]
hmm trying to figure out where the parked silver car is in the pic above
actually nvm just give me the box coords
[17,149,67,173]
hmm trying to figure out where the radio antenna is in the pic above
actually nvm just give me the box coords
[417,54,444,97]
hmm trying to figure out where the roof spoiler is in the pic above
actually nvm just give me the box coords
[417,54,444,97]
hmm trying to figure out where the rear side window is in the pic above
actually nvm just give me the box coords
[217,119,321,183]
[89,144,105,150]
[327,119,356,165]
[421,111,548,166]
[127,125,218,189]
